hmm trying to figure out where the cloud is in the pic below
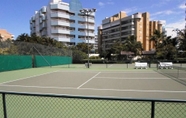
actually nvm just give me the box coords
[122,7,138,14]
[166,20,185,30]
[151,10,174,16]
[98,0,114,7]
[179,3,186,9]
[98,2,105,7]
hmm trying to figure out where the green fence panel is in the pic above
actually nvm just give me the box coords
[34,55,72,67]
[0,55,32,72]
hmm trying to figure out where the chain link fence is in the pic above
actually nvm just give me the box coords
[0,41,72,56]
[0,92,185,118]
[0,41,72,71]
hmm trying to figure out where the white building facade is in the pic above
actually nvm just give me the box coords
[30,0,96,45]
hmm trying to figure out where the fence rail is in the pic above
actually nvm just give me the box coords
[0,91,186,118]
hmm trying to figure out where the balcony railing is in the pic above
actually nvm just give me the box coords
[51,12,70,19]
[51,20,70,27]
[50,4,69,11]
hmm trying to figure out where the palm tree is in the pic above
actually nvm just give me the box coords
[150,30,167,50]
[111,40,124,54]
[157,36,177,59]
[123,35,143,55]
[16,33,30,42]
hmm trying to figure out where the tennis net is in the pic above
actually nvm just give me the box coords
[157,65,186,85]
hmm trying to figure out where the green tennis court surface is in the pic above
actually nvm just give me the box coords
[0,64,186,100]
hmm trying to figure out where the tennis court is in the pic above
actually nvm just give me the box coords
[0,64,186,100]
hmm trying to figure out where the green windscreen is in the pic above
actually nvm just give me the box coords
[0,55,32,72]
[34,55,72,67]
[0,55,72,72]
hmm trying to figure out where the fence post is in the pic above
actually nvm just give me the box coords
[151,101,155,118]
[2,93,7,118]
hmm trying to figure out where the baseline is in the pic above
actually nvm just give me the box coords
[0,84,186,94]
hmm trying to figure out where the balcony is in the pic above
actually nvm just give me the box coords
[50,4,69,11]
[102,18,110,24]
[85,39,95,44]
[32,16,35,21]
[134,13,142,19]
[51,20,70,27]
[40,14,46,21]
[102,24,111,29]
[51,12,70,19]
[41,31,47,36]
[79,16,95,23]
[104,35,120,41]
[69,23,76,27]
[42,22,46,28]
[110,20,120,27]
[70,30,76,35]
[121,28,135,32]
[39,18,43,23]
[121,22,134,27]
[121,34,130,38]
[30,19,32,24]
[57,37,71,42]
[41,6,47,13]
[79,24,95,30]
[51,29,70,34]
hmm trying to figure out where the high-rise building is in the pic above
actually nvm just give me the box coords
[98,11,164,52]
[0,29,14,41]
[30,0,96,46]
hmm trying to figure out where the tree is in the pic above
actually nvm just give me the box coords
[123,35,143,55]
[75,43,93,54]
[16,34,66,48]
[16,33,31,42]
[156,36,177,59]
[150,30,167,50]
[111,40,123,54]
[0,34,3,41]
[176,29,186,51]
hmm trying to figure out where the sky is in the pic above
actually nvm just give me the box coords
[0,0,185,39]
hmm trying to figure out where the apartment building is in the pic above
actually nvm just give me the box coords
[0,29,14,41]
[98,11,163,52]
[30,0,96,46]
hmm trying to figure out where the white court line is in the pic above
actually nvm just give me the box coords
[95,77,170,80]
[80,88,186,93]
[0,84,76,90]
[99,72,159,73]
[77,72,101,89]
[0,70,60,85]
[0,84,186,93]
